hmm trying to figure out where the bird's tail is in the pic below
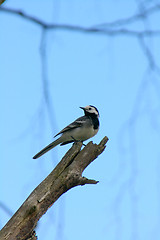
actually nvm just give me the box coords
[33,137,62,159]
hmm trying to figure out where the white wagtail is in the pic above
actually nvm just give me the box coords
[33,105,100,159]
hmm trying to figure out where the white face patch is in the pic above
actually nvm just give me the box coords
[84,105,99,116]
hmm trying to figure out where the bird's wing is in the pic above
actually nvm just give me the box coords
[54,116,87,137]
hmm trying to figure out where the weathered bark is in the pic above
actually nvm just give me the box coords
[0,136,108,240]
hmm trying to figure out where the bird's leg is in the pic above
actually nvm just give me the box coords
[71,136,86,146]
[71,136,80,143]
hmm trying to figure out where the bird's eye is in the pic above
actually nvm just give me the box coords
[89,108,91,110]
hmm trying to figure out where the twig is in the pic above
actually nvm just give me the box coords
[94,4,160,28]
[0,6,160,37]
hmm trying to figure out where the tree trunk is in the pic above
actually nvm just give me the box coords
[0,136,109,240]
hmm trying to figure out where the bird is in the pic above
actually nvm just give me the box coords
[33,105,100,159]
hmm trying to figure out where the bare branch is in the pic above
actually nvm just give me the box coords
[95,4,160,28]
[0,137,108,240]
[139,36,155,70]
[0,6,48,28]
[39,28,57,128]
[0,6,160,37]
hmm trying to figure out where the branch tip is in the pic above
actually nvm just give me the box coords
[80,177,99,185]
[98,136,109,147]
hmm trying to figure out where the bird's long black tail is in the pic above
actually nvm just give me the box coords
[33,138,62,159]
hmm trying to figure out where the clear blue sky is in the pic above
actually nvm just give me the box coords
[1,1,160,240]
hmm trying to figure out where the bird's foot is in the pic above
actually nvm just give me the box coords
[71,136,86,146]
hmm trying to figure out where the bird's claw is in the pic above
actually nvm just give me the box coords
[71,136,86,146]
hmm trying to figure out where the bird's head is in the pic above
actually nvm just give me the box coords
[80,105,99,117]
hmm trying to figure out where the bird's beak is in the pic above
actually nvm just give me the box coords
[80,107,85,110]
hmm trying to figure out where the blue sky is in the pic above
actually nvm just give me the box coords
[1,0,160,240]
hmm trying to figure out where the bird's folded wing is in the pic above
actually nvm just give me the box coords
[54,116,87,137]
